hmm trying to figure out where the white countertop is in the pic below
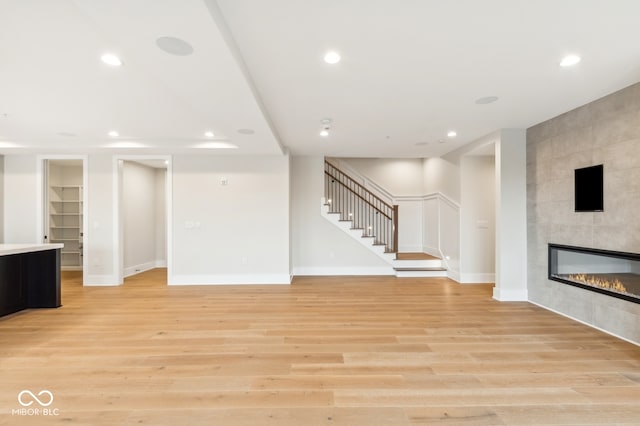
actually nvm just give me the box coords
[0,244,64,256]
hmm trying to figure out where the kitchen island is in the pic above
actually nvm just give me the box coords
[0,244,63,317]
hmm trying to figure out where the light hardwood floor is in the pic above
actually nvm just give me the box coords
[1,270,640,425]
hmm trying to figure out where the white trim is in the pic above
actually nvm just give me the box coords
[293,267,394,276]
[84,274,120,286]
[447,269,461,282]
[528,300,640,347]
[492,286,528,301]
[169,274,292,285]
[460,273,495,284]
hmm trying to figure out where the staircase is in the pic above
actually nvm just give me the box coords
[322,160,447,278]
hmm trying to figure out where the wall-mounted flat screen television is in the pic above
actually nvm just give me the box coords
[575,164,603,212]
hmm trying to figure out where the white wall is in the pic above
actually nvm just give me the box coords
[155,168,167,266]
[494,129,528,301]
[123,161,159,276]
[171,155,290,284]
[397,199,423,252]
[340,158,424,196]
[87,155,115,284]
[423,157,460,202]
[460,155,496,282]
[0,156,4,243]
[3,155,38,243]
[291,156,392,275]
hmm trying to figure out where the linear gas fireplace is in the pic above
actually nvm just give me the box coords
[549,244,640,304]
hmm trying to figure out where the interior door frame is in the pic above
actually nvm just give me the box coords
[36,155,89,284]
[113,155,173,285]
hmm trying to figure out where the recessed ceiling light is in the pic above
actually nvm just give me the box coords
[447,131,457,138]
[104,141,149,149]
[101,53,123,67]
[324,51,341,64]
[108,130,119,137]
[194,142,239,149]
[475,96,499,105]
[0,141,21,148]
[205,131,215,138]
[560,54,581,67]
[156,36,194,56]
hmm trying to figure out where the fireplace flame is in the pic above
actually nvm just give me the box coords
[567,274,628,294]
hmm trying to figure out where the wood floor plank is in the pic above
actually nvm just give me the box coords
[1,270,639,425]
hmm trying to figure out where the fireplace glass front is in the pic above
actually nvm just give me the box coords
[548,244,640,304]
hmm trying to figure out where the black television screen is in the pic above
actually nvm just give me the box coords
[575,164,603,212]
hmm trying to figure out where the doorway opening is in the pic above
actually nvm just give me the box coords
[114,156,172,285]
[38,156,89,285]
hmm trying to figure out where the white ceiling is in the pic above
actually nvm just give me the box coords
[2,0,640,158]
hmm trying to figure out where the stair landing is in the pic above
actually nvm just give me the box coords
[393,252,447,278]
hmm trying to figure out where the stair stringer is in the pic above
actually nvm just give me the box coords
[321,199,396,267]
[321,198,447,277]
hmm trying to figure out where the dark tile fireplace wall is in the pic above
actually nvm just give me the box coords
[527,82,640,344]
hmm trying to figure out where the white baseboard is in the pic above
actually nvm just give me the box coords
[460,273,495,284]
[447,269,461,282]
[155,260,167,268]
[124,260,158,278]
[528,300,640,347]
[492,287,528,301]
[84,274,120,286]
[292,266,394,276]
[169,274,292,285]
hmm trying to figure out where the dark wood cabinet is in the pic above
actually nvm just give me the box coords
[0,248,61,317]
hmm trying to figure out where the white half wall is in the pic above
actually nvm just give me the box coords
[291,156,392,275]
[170,155,290,285]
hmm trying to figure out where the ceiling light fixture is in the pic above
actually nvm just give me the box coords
[323,51,341,64]
[447,131,457,138]
[194,142,239,149]
[108,130,119,137]
[320,118,332,137]
[205,131,215,138]
[560,54,581,67]
[101,53,123,67]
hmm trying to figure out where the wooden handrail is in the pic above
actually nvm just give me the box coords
[325,161,392,210]
[324,171,392,220]
[324,160,399,253]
